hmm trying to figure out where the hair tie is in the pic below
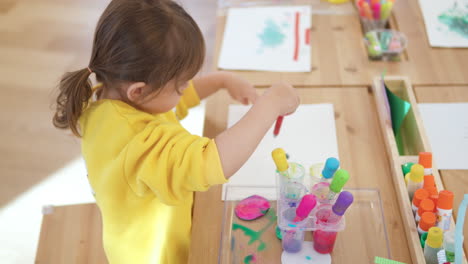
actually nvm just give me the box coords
[87,67,93,74]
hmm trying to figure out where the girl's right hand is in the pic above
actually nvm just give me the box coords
[262,82,300,116]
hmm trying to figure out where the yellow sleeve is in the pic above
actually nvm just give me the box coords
[176,80,200,120]
[123,121,227,205]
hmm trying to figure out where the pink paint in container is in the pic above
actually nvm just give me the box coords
[313,191,354,254]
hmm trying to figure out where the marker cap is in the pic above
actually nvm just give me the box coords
[437,190,454,210]
[423,175,436,190]
[409,164,424,183]
[329,169,350,193]
[296,194,317,218]
[419,212,436,231]
[426,227,443,248]
[402,162,414,176]
[272,148,288,172]
[322,157,340,179]
[418,198,435,216]
[418,152,432,169]
[332,191,354,216]
[413,188,429,207]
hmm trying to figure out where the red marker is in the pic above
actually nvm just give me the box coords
[273,116,284,137]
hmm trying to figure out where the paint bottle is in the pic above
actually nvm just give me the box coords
[423,175,437,191]
[326,169,350,202]
[313,191,354,254]
[426,186,439,212]
[406,164,424,201]
[436,190,454,231]
[443,230,455,262]
[320,157,340,183]
[401,162,415,177]
[412,188,429,216]
[421,232,428,248]
[419,152,433,176]
[416,198,435,223]
[417,212,436,235]
[424,227,444,264]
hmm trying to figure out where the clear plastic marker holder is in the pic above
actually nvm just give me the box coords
[276,162,346,232]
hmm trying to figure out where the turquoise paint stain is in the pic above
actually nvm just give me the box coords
[258,19,286,49]
[306,256,312,260]
[438,3,468,38]
[232,209,277,251]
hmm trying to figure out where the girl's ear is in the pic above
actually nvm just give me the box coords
[126,82,147,103]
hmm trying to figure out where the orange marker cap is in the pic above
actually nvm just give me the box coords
[418,198,435,216]
[419,212,436,231]
[418,152,432,169]
[412,188,429,207]
[437,190,454,210]
[423,175,436,190]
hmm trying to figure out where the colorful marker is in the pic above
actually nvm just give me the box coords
[381,1,393,21]
[273,116,284,137]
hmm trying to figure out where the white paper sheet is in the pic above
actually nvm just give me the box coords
[419,103,468,169]
[218,6,312,72]
[418,0,468,47]
[222,104,339,200]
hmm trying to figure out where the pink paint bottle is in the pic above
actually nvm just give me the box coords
[313,191,354,254]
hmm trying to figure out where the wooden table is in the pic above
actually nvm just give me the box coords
[189,89,468,264]
[35,0,468,263]
[212,1,468,87]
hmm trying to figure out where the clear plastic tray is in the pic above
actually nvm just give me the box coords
[220,186,391,263]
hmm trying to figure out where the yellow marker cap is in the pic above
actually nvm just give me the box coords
[409,164,424,183]
[272,148,288,172]
[426,227,443,248]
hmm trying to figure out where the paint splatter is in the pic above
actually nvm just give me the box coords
[235,195,271,221]
[244,254,257,264]
[438,2,468,38]
[258,19,285,49]
[306,256,312,260]
[232,209,277,251]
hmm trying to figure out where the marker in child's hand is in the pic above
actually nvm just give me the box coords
[273,116,284,137]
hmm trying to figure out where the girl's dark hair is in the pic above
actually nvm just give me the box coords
[53,0,205,136]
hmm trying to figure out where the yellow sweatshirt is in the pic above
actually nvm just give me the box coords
[79,82,227,264]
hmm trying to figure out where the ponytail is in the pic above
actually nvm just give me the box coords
[53,68,93,137]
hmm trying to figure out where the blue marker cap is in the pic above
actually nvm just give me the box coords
[322,157,340,179]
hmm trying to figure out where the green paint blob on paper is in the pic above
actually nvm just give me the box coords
[258,19,285,49]
[306,256,312,260]
[438,3,468,38]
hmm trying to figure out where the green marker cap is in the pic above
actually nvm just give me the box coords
[401,162,414,176]
[330,169,350,193]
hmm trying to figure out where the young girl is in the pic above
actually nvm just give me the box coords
[53,0,299,263]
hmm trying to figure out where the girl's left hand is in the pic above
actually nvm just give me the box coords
[224,73,259,105]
